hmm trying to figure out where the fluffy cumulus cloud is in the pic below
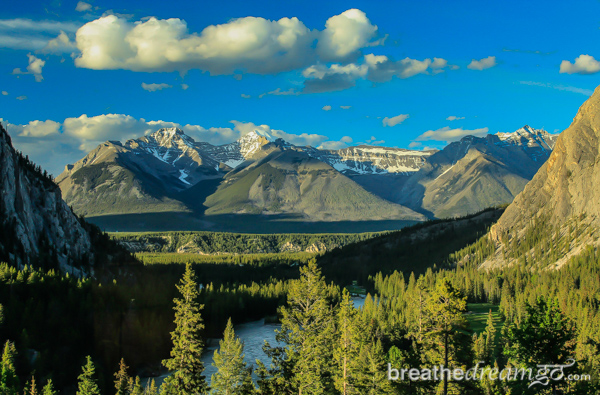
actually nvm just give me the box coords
[4,114,351,176]
[382,114,409,127]
[415,126,489,142]
[446,116,465,121]
[316,9,378,62]
[73,10,382,75]
[1,91,8,95]
[322,105,332,111]
[467,56,497,71]
[301,54,454,93]
[12,54,45,82]
[559,54,600,75]
[141,82,173,92]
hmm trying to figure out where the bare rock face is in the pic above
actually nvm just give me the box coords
[0,124,93,272]
[490,85,600,240]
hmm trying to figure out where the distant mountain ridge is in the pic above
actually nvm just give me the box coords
[54,123,558,231]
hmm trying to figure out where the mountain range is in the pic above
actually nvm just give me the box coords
[55,124,557,232]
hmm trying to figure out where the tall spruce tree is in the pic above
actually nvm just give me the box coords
[504,297,577,394]
[114,358,131,395]
[0,340,19,395]
[162,263,208,395]
[76,356,101,395]
[276,259,335,395]
[423,279,468,395]
[210,318,254,395]
[332,289,361,395]
[41,380,56,395]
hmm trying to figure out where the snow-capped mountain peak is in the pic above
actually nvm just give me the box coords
[495,125,558,150]
[147,128,195,149]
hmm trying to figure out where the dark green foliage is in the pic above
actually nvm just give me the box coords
[112,230,381,255]
[162,263,208,395]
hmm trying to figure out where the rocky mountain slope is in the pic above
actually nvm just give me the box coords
[204,146,425,221]
[482,86,600,269]
[0,124,94,273]
[394,126,557,218]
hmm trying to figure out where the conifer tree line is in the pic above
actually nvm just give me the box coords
[1,207,599,394]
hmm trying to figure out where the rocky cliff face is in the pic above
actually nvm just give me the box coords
[491,87,600,236]
[482,85,600,269]
[0,123,93,273]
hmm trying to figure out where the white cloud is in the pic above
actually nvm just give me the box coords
[467,56,497,71]
[141,82,173,92]
[42,31,78,54]
[0,18,80,50]
[322,105,332,111]
[364,136,385,145]
[0,19,79,33]
[520,80,593,96]
[1,91,7,96]
[382,114,409,127]
[302,54,453,93]
[318,140,349,150]
[408,142,421,148]
[241,94,251,99]
[415,126,489,142]
[16,96,27,100]
[341,136,353,143]
[258,88,299,98]
[316,9,379,62]
[73,10,383,75]
[181,84,189,90]
[559,54,600,75]
[75,1,93,12]
[340,105,351,109]
[19,120,61,137]
[12,54,45,82]
[446,116,465,121]
[302,62,368,93]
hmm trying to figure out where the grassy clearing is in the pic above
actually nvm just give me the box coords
[466,303,503,334]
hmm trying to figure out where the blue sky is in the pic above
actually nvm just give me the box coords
[1,0,599,176]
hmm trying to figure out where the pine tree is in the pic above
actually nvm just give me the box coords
[0,340,19,395]
[332,289,361,395]
[145,379,158,395]
[28,377,38,395]
[115,358,131,395]
[423,279,468,395]
[355,340,393,395]
[41,380,56,395]
[276,259,335,395]
[76,356,101,395]
[162,263,208,395]
[484,310,497,362]
[210,318,254,395]
[130,377,144,395]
